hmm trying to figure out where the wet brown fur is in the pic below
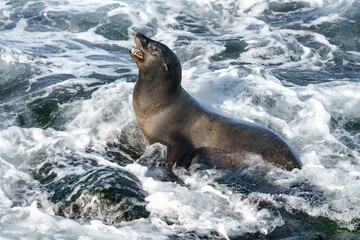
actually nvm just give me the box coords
[129,33,302,171]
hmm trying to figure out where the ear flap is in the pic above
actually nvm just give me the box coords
[163,62,169,72]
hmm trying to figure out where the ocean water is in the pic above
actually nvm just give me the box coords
[0,0,359,239]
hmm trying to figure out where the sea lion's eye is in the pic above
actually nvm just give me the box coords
[149,45,158,53]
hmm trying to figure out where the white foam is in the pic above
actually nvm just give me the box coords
[297,82,360,118]
[0,200,168,240]
[66,80,135,145]
[303,13,343,27]
[0,185,12,209]
[42,0,119,12]
[139,170,283,237]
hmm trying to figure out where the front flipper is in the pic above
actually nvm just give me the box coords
[165,136,194,184]
[167,136,194,168]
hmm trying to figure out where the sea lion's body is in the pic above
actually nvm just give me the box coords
[130,33,301,171]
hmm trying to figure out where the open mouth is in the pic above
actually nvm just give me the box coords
[130,48,143,60]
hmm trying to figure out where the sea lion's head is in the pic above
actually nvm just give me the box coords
[129,33,181,82]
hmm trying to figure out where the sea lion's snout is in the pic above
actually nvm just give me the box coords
[129,32,148,62]
[134,33,145,49]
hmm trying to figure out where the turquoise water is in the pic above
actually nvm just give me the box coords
[0,0,359,239]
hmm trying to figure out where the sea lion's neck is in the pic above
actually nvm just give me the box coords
[133,71,182,118]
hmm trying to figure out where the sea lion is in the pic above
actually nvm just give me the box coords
[129,32,302,172]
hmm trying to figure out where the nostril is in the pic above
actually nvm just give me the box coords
[135,32,143,38]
